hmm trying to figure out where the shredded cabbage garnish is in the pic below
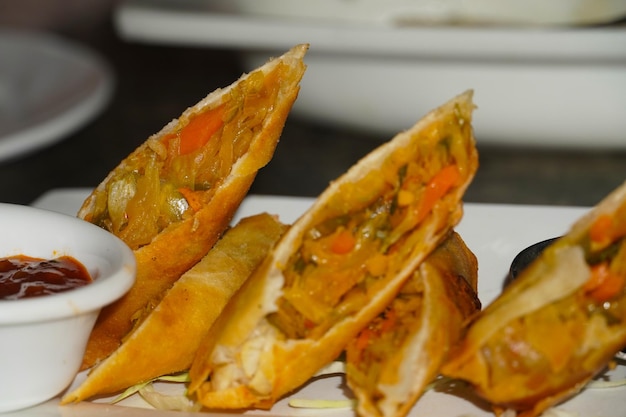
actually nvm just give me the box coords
[314,360,346,377]
[540,409,580,417]
[500,408,580,417]
[288,361,353,409]
[111,372,190,404]
[289,399,356,409]
[138,384,202,412]
[107,359,625,414]
[586,361,626,389]
[586,378,626,389]
[286,371,467,410]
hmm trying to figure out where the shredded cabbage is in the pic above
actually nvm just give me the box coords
[314,360,346,377]
[288,361,352,409]
[138,384,202,412]
[288,399,355,409]
[106,359,625,414]
[111,372,190,405]
[587,378,626,389]
[586,361,626,389]
[540,409,580,417]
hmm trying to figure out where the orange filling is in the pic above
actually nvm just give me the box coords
[86,63,292,250]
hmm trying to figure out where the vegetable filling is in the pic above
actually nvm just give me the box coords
[85,65,288,250]
[268,115,473,340]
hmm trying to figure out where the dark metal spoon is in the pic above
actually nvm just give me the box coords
[505,237,560,289]
[507,237,626,361]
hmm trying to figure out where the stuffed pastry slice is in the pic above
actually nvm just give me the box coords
[78,44,307,369]
[62,213,287,403]
[187,90,479,409]
[346,231,481,417]
[441,180,626,417]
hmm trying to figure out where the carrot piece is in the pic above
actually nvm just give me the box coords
[584,262,625,303]
[178,187,203,213]
[355,327,374,351]
[178,104,226,155]
[589,214,613,243]
[380,308,397,334]
[583,263,609,292]
[330,229,356,254]
[416,164,460,223]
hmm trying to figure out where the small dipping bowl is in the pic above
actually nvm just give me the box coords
[0,203,136,412]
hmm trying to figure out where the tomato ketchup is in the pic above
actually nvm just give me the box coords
[0,255,92,300]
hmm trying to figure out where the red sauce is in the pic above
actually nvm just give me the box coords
[0,255,92,300]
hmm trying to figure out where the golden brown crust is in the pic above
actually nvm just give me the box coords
[188,90,478,409]
[62,213,287,403]
[79,44,308,369]
[441,180,626,417]
[346,232,480,417]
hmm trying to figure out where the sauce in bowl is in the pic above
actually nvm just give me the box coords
[0,255,92,300]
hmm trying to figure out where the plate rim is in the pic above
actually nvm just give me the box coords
[25,189,626,417]
[114,0,626,61]
[0,29,114,162]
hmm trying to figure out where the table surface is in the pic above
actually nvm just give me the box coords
[1,17,625,209]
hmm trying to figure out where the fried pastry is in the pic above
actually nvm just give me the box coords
[346,231,480,417]
[188,90,479,410]
[77,44,307,369]
[442,180,626,417]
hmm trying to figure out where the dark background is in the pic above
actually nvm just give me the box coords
[1,2,625,208]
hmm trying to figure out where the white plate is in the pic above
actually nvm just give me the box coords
[221,0,626,27]
[113,0,626,148]
[0,29,114,162]
[21,188,626,417]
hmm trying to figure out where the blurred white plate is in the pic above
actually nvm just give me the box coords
[223,0,626,27]
[0,29,114,162]
[113,0,626,148]
[25,188,626,416]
